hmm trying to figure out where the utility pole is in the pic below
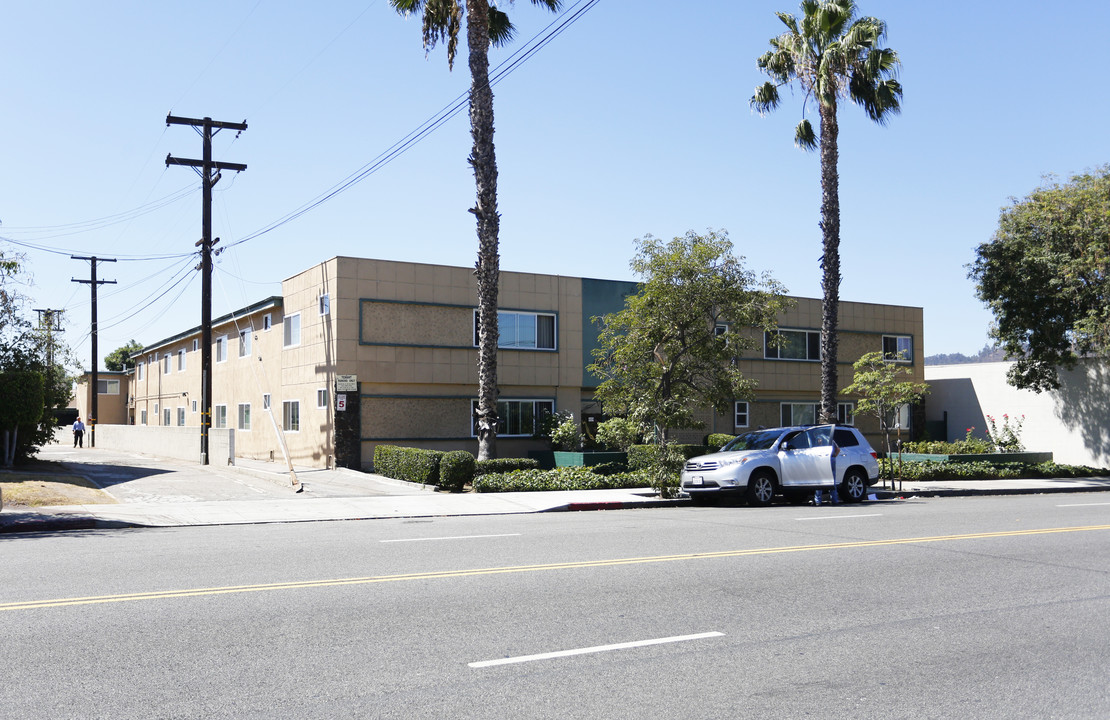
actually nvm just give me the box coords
[165,114,247,465]
[71,258,117,448]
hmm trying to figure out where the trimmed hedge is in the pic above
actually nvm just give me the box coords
[627,444,708,470]
[439,450,476,492]
[373,445,443,485]
[473,466,655,493]
[882,459,1110,481]
[474,457,540,476]
[705,434,736,452]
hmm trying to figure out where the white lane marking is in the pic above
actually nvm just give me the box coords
[380,533,522,543]
[469,632,725,668]
[796,513,883,521]
[1056,502,1110,507]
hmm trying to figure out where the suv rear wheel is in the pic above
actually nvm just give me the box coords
[746,470,776,507]
[841,468,868,503]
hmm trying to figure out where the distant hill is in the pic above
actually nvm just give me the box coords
[925,344,1008,366]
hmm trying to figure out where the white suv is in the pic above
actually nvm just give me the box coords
[681,425,880,506]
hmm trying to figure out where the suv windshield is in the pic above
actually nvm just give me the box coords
[720,429,787,452]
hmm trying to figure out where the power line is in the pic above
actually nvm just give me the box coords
[223,0,600,251]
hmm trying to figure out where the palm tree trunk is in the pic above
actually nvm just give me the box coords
[467,0,500,460]
[818,100,840,424]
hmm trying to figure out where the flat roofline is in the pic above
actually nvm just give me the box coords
[135,296,282,356]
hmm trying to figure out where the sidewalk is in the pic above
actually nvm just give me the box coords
[3,444,1109,533]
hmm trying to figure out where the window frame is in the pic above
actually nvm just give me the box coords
[283,313,301,348]
[263,393,271,410]
[163,353,171,374]
[213,405,228,430]
[734,401,749,429]
[837,402,855,426]
[238,326,253,358]
[780,402,817,427]
[97,379,121,395]
[317,388,328,409]
[140,409,147,426]
[237,403,251,431]
[177,407,186,427]
[192,339,199,352]
[178,348,186,372]
[282,400,301,432]
[136,362,145,381]
[765,329,821,362]
[163,407,171,426]
[215,335,228,363]
[319,294,330,316]
[470,398,554,438]
[882,334,914,363]
[473,309,557,351]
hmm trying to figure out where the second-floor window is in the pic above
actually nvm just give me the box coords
[239,327,252,358]
[765,329,821,361]
[474,310,556,350]
[883,335,913,363]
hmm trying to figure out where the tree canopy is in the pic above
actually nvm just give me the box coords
[588,230,789,440]
[969,166,1110,391]
[841,350,928,470]
[105,339,144,371]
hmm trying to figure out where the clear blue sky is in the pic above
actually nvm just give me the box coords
[3,0,1108,368]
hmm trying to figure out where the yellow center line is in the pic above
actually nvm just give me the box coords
[3,524,1108,612]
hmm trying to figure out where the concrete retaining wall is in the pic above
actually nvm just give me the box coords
[78,425,235,465]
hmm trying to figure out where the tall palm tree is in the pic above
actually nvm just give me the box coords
[391,0,560,460]
[751,1,901,423]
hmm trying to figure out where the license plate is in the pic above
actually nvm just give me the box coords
[691,476,704,486]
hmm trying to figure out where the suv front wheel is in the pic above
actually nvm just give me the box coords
[746,470,776,507]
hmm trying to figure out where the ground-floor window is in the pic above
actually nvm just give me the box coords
[163,408,171,426]
[140,410,147,425]
[317,389,328,408]
[238,403,251,431]
[214,405,227,429]
[780,401,856,427]
[177,408,186,426]
[837,402,854,426]
[734,401,749,429]
[470,399,554,437]
[283,400,300,432]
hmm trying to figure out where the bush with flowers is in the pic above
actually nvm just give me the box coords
[986,413,1025,452]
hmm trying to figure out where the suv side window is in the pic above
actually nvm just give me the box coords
[833,428,859,447]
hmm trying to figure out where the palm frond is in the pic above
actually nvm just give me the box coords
[488,6,515,46]
[794,118,817,151]
[528,0,562,9]
[751,81,781,116]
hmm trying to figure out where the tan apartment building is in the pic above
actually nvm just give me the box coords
[90,256,923,468]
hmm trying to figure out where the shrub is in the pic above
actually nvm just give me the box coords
[439,450,476,492]
[627,444,707,470]
[472,466,655,493]
[372,445,443,485]
[705,433,736,452]
[587,460,628,476]
[549,413,583,451]
[474,457,541,476]
[881,459,1110,481]
[595,418,643,452]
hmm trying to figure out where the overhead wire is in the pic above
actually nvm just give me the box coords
[222,0,601,251]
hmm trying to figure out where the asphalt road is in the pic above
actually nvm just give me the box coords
[2,495,1108,719]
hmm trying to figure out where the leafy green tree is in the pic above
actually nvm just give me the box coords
[841,350,928,477]
[969,166,1110,391]
[390,0,561,460]
[0,369,44,466]
[751,0,902,423]
[589,229,789,444]
[0,246,27,339]
[105,339,144,371]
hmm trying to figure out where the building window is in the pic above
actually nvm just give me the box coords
[319,294,330,316]
[238,403,251,431]
[214,405,228,429]
[163,353,171,374]
[192,339,199,352]
[283,401,300,432]
[734,401,749,429]
[317,389,328,408]
[765,329,821,361]
[215,335,227,363]
[284,313,301,348]
[97,379,120,395]
[154,402,159,414]
[470,399,554,437]
[178,349,186,372]
[163,408,171,426]
[838,402,854,426]
[781,402,817,427]
[263,393,271,410]
[263,314,272,331]
[239,327,252,358]
[473,310,556,350]
[192,400,198,413]
[137,362,145,381]
[177,407,186,426]
[140,410,147,425]
[883,335,913,363]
